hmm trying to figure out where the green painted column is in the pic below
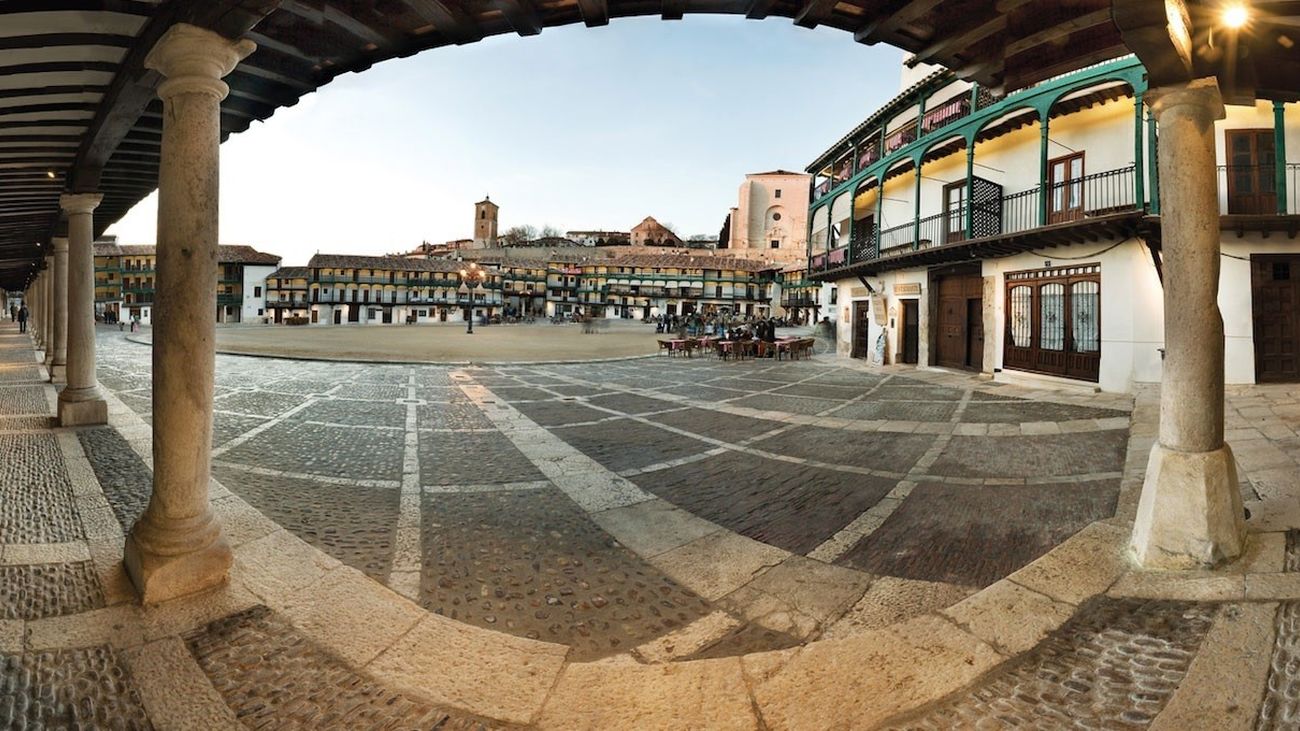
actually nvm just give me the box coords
[912,164,923,250]
[1147,112,1160,214]
[1039,113,1051,225]
[1275,101,1288,214]
[874,179,885,258]
[1134,91,1146,210]
[965,143,976,238]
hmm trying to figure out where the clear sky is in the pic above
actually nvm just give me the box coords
[106,17,904,266]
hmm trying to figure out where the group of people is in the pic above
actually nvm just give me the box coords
[8,303,28,333]
[652,311,790,343]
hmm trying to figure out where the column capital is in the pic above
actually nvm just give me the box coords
[1146,77,1225,123]
[59,193,102,215]
[145,23,255,101]
[50,236,69,253]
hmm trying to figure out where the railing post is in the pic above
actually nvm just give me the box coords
[1147,111,1160,214]
[1039,112,1051,225]
[875,181,884,258]
[912,164,923,250]
[1134,92,1146,210]
[1275,101,1288,215]
[965,142,976,239]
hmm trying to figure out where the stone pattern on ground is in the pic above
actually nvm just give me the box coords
[93,329,1134,660]
[0,646,152,730]
[215,467,398,581]
[0,562,105,620]
[186,605,503,730]
[419,488,713,661]
[78,426,152,531]
[0,432,83,544]
[884,598,1215,728]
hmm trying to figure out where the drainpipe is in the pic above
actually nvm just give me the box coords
[1275,101,1288,215]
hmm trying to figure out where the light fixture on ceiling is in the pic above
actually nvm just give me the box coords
[1222,3,1250,29]
[46,171,55,179]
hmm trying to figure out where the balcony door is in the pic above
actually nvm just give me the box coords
[1048,152,1085,224]
[1226,129,1276,215]
[943,181,967,243]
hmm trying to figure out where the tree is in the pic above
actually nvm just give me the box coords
[539,225,563,239]
[500,225,537,246]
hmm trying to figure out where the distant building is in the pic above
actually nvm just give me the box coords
[92,237,123,321]
[630,217,683,247]
[567,230,630,247]
[473,197,499,248]
[725,170,811,264]
[105,243,280,324]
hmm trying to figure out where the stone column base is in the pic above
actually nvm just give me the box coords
[57,397,107,427]
[124,532,232,604]
[49,364,65,383]
[1131,443,1246,569]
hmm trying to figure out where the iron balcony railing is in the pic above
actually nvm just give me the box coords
[781,296,819,307]
[921,95,971,134]
[856,144,880,171]
[809,165,1141,272]
[885,122,918,154]
[1216,162,1298,215]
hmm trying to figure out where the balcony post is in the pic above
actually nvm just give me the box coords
[1275,101,1288,215]
[1133,92,1145,210]
[965,142,976,239]
[1039,112,1051,225]
[1147,112,1160,214]
[912,163,922,250]
[123,23,254,603]
[1131,78,1244,569]
[874,180,885,258]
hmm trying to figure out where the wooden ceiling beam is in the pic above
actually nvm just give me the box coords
[794,0,837,29]
[662,0,688,21]
[745,0,778,21]
[910,13,1005,67]
[575,0,609,27]
[855,0,943,44]
[1004,7,1114,57]
[67,0,284,193]
[397,0,483,43]
[496,0,543,35]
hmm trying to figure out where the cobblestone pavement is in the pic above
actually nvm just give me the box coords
[10,322,1300,727]
[88,329,1132,658]
[884,598,1217,728]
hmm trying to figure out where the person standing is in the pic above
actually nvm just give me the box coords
[16,304,28,334]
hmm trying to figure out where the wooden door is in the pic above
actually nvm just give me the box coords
[936,278,967,368]
[901,300,920,364]
[1254,255,1300,382]
[1227,130,1277,215]
[1048,152,1085,224]
[851,300,871,359]
[966,297,984,370]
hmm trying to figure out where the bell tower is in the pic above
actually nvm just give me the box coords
[474,197,499,248]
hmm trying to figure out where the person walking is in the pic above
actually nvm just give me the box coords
[8,304,15,321]
[16,304,28,334]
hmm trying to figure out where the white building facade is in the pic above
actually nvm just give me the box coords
[726,170,811,265]
[807,56,1298,393]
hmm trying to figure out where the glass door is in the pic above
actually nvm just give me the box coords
[1048,152,1085,224]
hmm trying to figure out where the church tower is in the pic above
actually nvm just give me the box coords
[474,197,499,248]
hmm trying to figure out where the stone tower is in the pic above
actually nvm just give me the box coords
[474,197,499,248]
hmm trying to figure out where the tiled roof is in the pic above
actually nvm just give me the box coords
[605,254,780,273]
[268,266,309,280]
[308,253,466,273]
[108,244,280,266]
[93,241,123,257]
[218,245,281,265]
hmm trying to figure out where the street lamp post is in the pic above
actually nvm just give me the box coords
[460,263,487,334]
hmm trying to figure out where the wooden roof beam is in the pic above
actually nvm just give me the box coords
[1004,7,1115,57]
[496,0,544,35]
[854,0,943,44]
[794,0,837,29]
[67,0,284,193]
[746,0,778,21]
[662,0,687,21]
[575,0,609,27]
[909,13,1005,67]
[1112,0,1195,87]
[397,0,484,44]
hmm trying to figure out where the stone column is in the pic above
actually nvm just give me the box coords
[58,194,107,426]
[49,236,69,382]
[29,274,41,346]
[42,254,54,364]
[1131,78,1245,569]
[123,24,253,604]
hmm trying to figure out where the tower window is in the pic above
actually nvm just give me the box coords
[480,211,486,219]
[775,189,782,199]
[770,240,780,249]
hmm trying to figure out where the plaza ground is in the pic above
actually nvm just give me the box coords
[205,320,670,363]
[5,322,1300,727]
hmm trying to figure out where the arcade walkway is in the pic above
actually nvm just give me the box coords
[6,320,1300,728]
